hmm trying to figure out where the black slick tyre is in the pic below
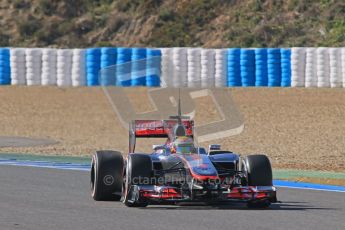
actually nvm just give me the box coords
[244,154,273,208]
[123,154,152,207]
[244,154,273,186]
[91,150,124,201]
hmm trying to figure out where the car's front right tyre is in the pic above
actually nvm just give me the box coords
[91,150,124,201]
[243,154,273,208]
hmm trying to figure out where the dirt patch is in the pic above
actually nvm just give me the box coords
[0,87,344,172]
[224,88,345,172]
[0,136,58,147]
[193,96,222,126]
[0,86,127,156]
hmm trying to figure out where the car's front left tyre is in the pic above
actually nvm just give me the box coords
[123,154,153,207]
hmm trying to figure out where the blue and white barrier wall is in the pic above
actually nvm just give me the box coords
[0,48,11,85]
[1,47,345,87]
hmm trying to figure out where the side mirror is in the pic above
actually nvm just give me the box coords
[197,147,207,155]
[208,144,221,152]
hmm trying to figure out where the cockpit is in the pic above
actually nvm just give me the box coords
[175,143,197,154]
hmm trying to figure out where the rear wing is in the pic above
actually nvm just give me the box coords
[129,120,194,152]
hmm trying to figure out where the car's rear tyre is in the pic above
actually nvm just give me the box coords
[243,154,273,208]
[91,150,124,201]
[123,154,152,207]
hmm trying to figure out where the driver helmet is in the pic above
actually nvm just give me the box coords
[170,136,196,154]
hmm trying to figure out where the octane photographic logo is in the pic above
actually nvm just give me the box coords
[129,175,229,186]
[100,59,244,143]
[103,175,114,186]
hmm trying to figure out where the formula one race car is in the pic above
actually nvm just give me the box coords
[91,99,277,208]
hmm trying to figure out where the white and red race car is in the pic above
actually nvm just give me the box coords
[91,113,277,208]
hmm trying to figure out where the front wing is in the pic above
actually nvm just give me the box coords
[126,185,277,205]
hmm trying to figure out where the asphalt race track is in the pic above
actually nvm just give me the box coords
[0,165,344,230]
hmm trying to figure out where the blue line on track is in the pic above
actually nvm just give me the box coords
[0,159,90,171]
[273,180,345,193]
[1,158,345,192]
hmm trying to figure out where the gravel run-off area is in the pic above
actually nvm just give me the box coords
[0,86,344,172]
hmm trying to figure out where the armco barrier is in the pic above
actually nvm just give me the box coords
[100,47,117,69]
[1,46,345,87]
[267,48,281,87]
[99,47,116,86]
[116,47,132,86]
[42,48,57,86]
[329,48,342,88]
[71,49,86,86]
[215,49,227,87]
[317,47,330,87]
[305,48,317,87]
[254,48,268,86]
[240,49,255,87]
[200,49,214,87]
[57,49,72,87]
[25,48,42,86]
[10,48,26,85]
[146,49,161,87]
[172,47,188,87]
[161,48,172,87]
[281,49,291,87]
[227,48,241,86]
[0,48,10,85]
[187,48,201,87]
[86,48,101,86]
[131,48,146,86]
